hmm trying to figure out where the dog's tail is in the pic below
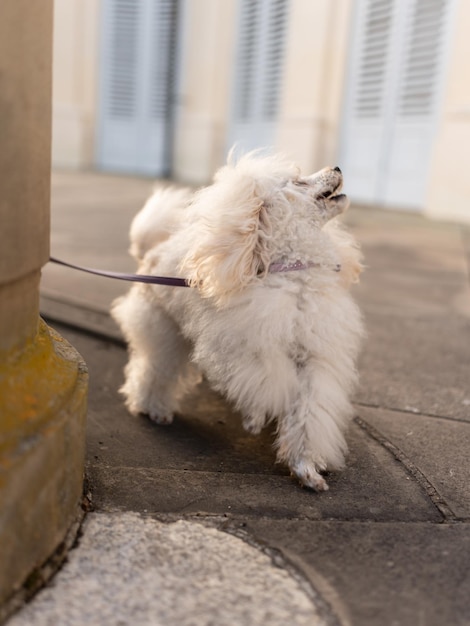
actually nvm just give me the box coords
[129,186,192,261]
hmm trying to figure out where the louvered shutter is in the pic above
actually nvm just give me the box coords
[340,0,396,204]
[382,0,453,206]
[340,0,455,209]
[399,0,448,117]
[97,0,178,175]
[228,0,289,153]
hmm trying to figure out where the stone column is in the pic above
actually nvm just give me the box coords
[0,1,88,617]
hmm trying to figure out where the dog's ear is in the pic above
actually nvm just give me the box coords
[181,168,272,305]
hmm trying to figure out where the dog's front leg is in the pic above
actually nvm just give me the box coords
[241,409,267,435]
[113,290,196,424]
[275,363,352,492]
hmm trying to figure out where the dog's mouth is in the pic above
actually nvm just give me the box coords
[318,183,344,201]
[322,192,347,202]
[318,186,349,220]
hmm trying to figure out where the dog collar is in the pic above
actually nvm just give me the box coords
[269,260,341,273]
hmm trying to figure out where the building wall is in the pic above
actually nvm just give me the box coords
[172,0,238,183]
[50,0,470,223]
[52,0,100,169]
[174,0,353,182]
[426,0,470,223]
[276,0,353,174]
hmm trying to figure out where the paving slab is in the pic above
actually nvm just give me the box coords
[355,312,470,421]
[360,405,470,519]
[345,211,470,422]
[346,206,468,273]
[355,263,470,318]
[343,206,470,423]
[39,293,122,341]
[51,323,441,523]
[238,519,470,626]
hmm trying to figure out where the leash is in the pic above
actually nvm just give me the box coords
[49,256,341,287]
[49,257,189,287]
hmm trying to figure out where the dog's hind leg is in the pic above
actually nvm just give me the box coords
[112,290,198,424]
[275,362,353,491]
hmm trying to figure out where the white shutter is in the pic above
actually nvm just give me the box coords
[340,0,455,209]
[228,0,289,153]
[354,0,394,119]
[140,0,178,173]
[97,0,178,176]
[382,0,452,207]
[399,0,448,117]
[340,0,396,204]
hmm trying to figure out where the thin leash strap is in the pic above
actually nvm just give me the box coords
[49,257,190,288]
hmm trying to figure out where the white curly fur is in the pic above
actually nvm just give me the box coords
[112,152,364,491]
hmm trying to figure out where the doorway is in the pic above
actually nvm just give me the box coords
[340,0,455,209]
[96,0,179,176]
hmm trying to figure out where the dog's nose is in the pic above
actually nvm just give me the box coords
[333,166,342,174]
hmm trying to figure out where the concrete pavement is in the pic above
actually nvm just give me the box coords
[9,170,470,625]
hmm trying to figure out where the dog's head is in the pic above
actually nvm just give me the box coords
[181,152,350,304]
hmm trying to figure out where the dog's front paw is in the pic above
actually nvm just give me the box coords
[243,419,263,435]
[291,460,329,492]
[124,397,174,426]
[147,412,174,426]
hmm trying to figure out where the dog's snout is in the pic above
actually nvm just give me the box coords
[333,166,342,174]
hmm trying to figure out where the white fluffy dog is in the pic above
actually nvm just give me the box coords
[112,153,364,491]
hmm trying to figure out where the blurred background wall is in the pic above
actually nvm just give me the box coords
[51,0,469,223]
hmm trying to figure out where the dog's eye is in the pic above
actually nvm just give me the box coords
[293,179,308,187]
